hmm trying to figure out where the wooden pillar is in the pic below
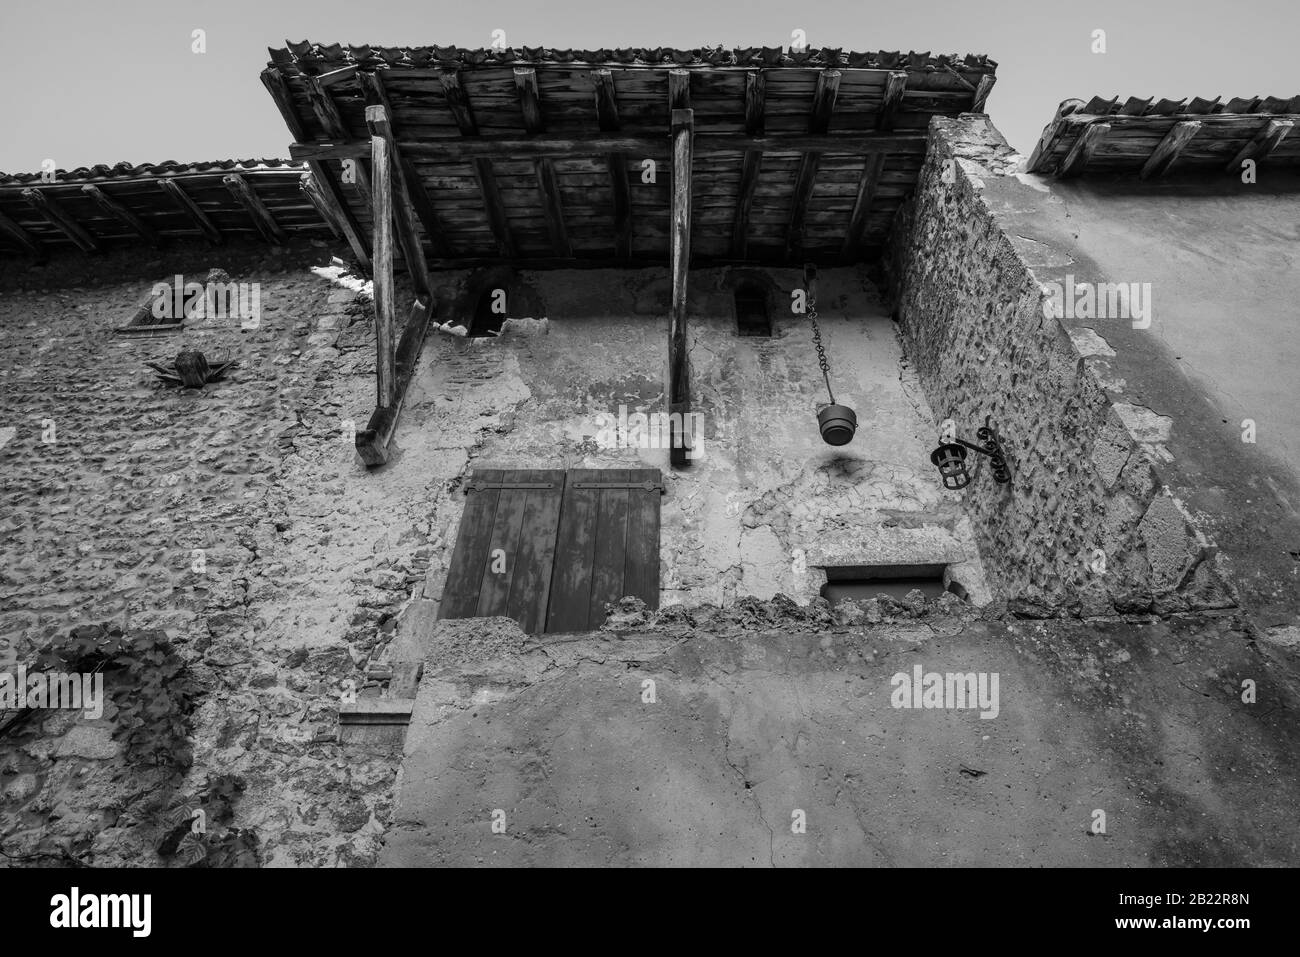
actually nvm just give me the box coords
[366,104,431,297]
[371,131,396,410]
[669,108,694,468]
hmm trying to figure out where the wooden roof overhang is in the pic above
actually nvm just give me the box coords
[262,42,998,270]
[1027,95,1300,178]
[0,160,336,259]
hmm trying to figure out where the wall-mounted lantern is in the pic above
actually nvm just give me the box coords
[802,263,857,446]
[930,416,1011,489]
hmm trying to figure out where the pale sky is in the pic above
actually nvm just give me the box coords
[1,0,1296,173]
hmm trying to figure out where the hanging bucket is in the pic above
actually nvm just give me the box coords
[818,404,857,446]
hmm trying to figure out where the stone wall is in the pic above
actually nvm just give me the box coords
[888,116,1234,617]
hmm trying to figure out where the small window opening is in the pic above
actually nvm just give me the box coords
[735,281,771,337]
[468,287,507,338]
[820,563,962,603]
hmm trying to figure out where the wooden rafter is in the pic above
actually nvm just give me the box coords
[842,153,885,259]
[534,158,572,258]
[437,68,515,257]
[21,188,98,253]
[732,70,765,258]
[438,70,479,135]
[290,130,928,163]
[593,69,632,259]
[669,107,694,468]
[222,174,287,244]
[1226,118,1294,172]
[0,209,45,259]
[787,70,838,260]
[1140,120,1201,179]
[301,170,343,239]
[809,70,841,135]
[877,72,907,130]
[81,184,159,246]
[1058,123,1110,178]
[970,75,996,113]
[514,67,545,133]
[305,74,373,202]
[743,71,765,134]
[366,105,432,297]
[157,179,222,245]
[358,71,449,260]
[260,67,371,269]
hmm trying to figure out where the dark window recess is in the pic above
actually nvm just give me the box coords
[468,287,507,338]
[734,282,771,337]
[821,563,960,603]
[439,468,662,634]
[115,283,187,336]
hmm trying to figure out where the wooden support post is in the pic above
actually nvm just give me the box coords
[1057,123,1110,178]
[157,179,222,245]
[970,74,996,113]
[260,67,371,269]
[358,71,448,259]
[222,174,287,244]
[1226,119,1294,173]
[0,209,45,259]
[877,72,907,130]
[354,298,435,467]
[21,188,98,252]
[842,153,886,260]
[669,108,694,469]
[366,104,432,297]
[1140,120,1201,179]
[534,159,572,258]
[370,131,397,411]
[514,67,545,133]
[81,184,159,246]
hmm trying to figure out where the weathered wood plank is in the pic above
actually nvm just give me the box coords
[439,468,503,619]
[476,480,531,618]
[670,108,693,469]
[1058,123,1111,178]
[1140,120,1201,179]
[21,188,98,252]
[546,468,601,633]
[504,469,567,634]
[80,184,159,246]
[222,174,287,244]
[157,179,222,245]
[588,468,632,627]
[623,469,662,609]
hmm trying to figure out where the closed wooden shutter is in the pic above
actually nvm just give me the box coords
[439,467,661,634]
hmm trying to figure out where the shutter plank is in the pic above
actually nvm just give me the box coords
[475,481,531,618]
[504,468,568,633]
[587,468,632,627]
[546,467,602,633]
[438,468,503,619]
[623,468,662,610]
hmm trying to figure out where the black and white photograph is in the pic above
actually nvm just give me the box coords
[0,0,1293,936]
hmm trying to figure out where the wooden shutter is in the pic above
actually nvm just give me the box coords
[546,468,662,633]
[439,468,566,634]
[439,467,661,634]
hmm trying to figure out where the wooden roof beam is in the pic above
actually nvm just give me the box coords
[514,67,545,133]
[261,66,371,269]
[301,169,343,240]
[534,158,572,258]
[669,68,691,111]
[669,108,694,469]
[877,72,907,131]
[0,209,45,259]
[1057,123,1110,178]
[305,75,372,202]
[290,130,928,162]
[1226,118,1294,172]
[440,69,514,258]
[359,71,450,259]
[366,105,432,297]
[157,179,222,245]
[731,149,763,260]
[80,184,159,246]
[1140,120,1201,178]
[810,70,841,134]
[223,174,287,245]
[970,74,996,113]
[439,70,479,135]
[743,71,765,135]
[21,188,99,253]
[842,153,885,260]
[594,69,632,259]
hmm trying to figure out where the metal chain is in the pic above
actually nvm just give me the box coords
[806,294,836,405]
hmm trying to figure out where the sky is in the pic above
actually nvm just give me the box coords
[1,0,1297,173]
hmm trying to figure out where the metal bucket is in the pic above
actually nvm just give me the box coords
[818,404,857,446]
